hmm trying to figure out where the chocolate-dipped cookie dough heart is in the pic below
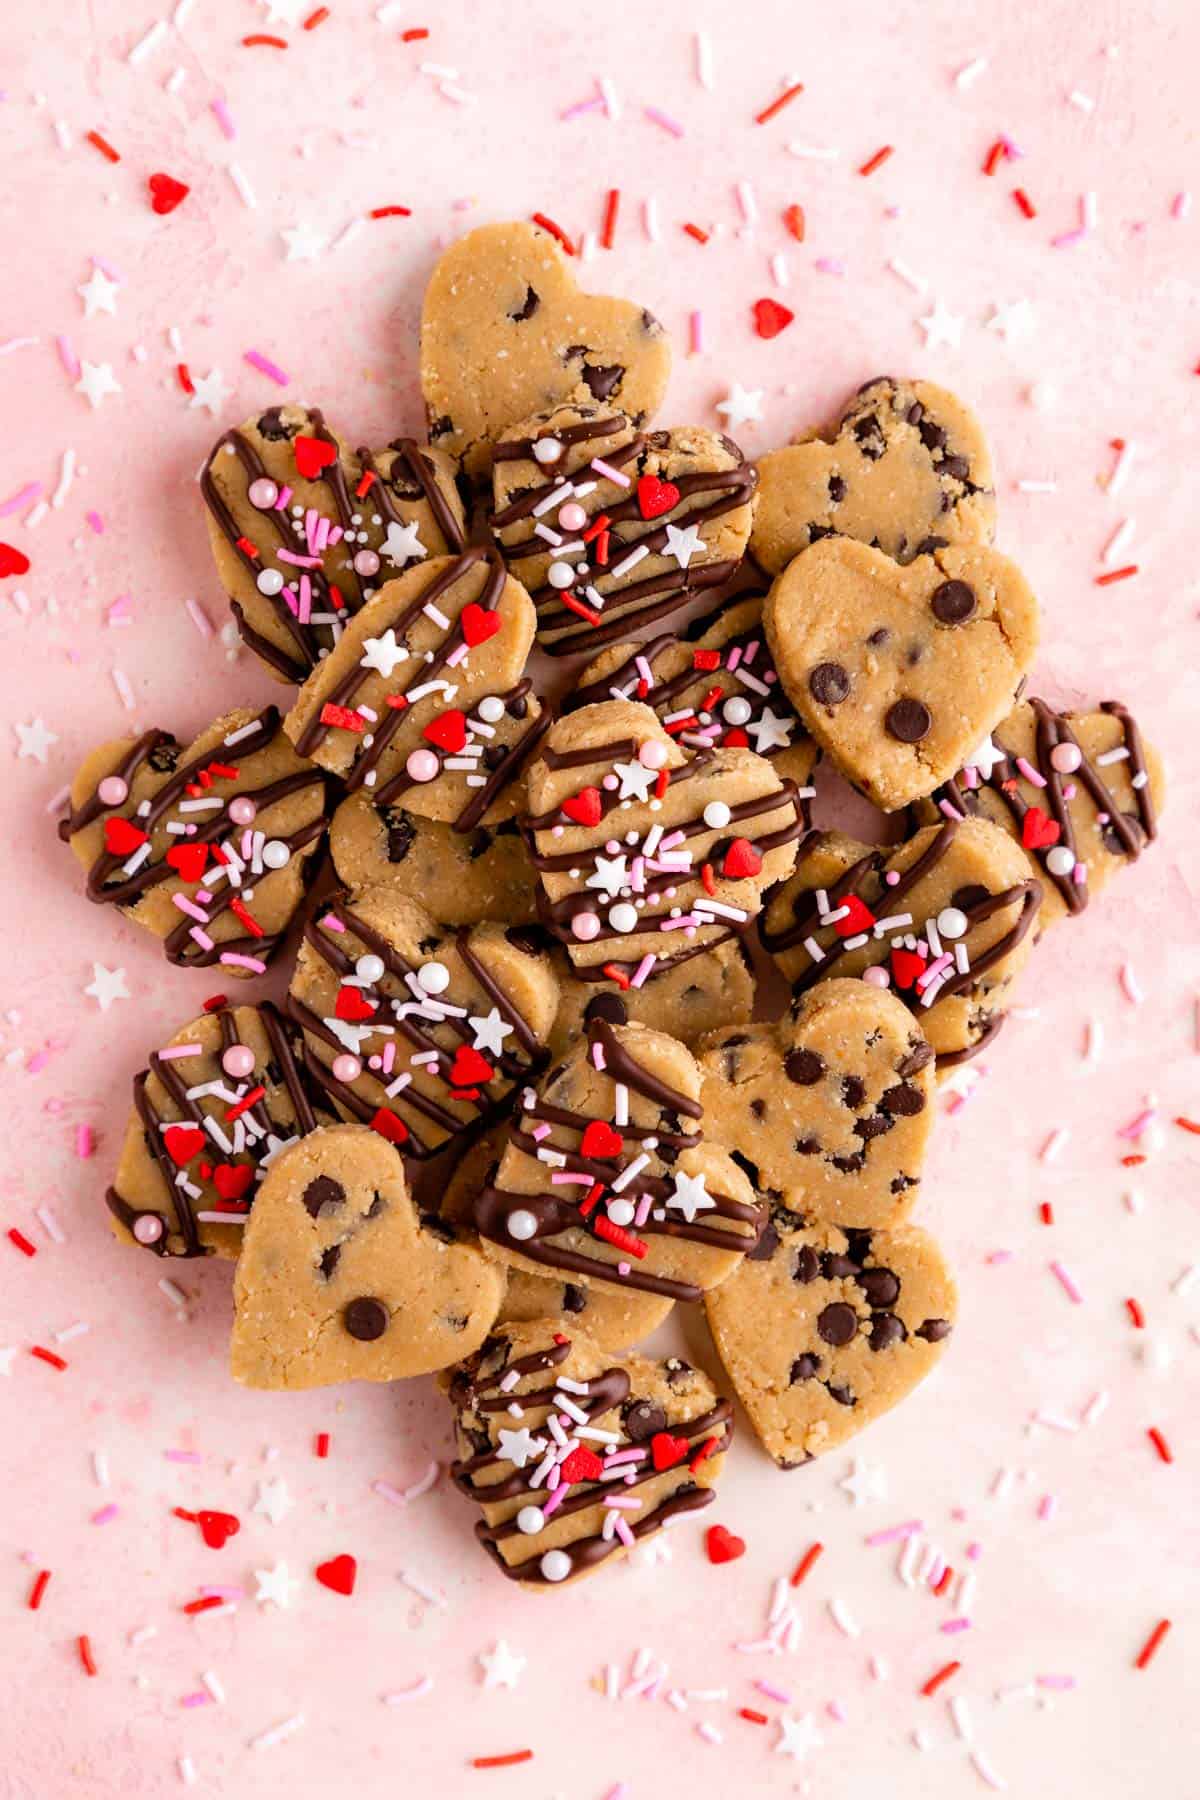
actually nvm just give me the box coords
[420,220,672,482]
[490,403,756,653]
[765,537,1039,810]
[523,700,804,1005]
[473,1016,762,1304]
[915,696,1165,930]
[59,706,328,975]
[705,1209,955,1467]
[443,1130,674,1349]
[231,1124,503,1389]
[444,1320,730,1586]
[288,886,559,1160]
[202,404,466,682]
[105,1001,317,1259]
[695,979,935,1232]
[761,816,1042,1068]
[751,376,996,577]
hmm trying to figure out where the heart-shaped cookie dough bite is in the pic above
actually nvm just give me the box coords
[202,404,466,682]
[696,980,936,1232]
[287,887,560,1159]
[473,1015,763,1303]
[751,376,996,577]
[420,220,672,482]
[917,696,1165,930]
[490,402,756,652]
[443,1319,731,1586]
[762,816,1042,1066]
[106,1001,317,1259]
[231,1124,504,1389]
[705,1211,956,1467]
[59,706,329,974]
[329,791,542,928]
[765,538,1039,810]
[547,939,757,1056]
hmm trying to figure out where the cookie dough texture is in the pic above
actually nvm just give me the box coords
[231,1125,503,1389]
[547,938,757,1058]
[420,221,672,482]
[706,1210,955,1465]
[444,1319,730,1586]
[765,538,1039,810]
[696,979,936,1232]
[330,790,539,928]
[751,376,996,576]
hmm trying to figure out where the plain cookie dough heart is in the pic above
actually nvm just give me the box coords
[105,1001,317,1260]
[524,699,805,987]
[695,979,936,1231]
[490,403,755,653]
[59,706,328,974]
[420,220,672,481]
[761,816,1042,1067]
[443,1319,730,1586]
[231,1124,503,1389]
[329,790,540,928]
[751,376,996,577]
[546,938,757,1057]
[917,696,1164,930]
[765,537,1039,810]
[288,886,560,1160]
[202,404,467,682]
[705,1209,955,1466]
[473,1016,763,1303]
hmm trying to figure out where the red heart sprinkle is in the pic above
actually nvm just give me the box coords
[560,1446,604,1484]
[723,727,749,748]
[705,1523,746,1565]
[148,172,190,216]
[722,837,762,880]
[692,648,721,672]
[834,894,876,937]
[783,203,806,243]
[890,948,928,991]
[561,786,603,828]
[164,1125,205,1166]
[450,1044,494,1088]
[753,297,795,340]
[166,842,210,883]
[580,1119,623,1160]
[213,1163,254,1202]
[460,602,502,648]
[335,986,376,1023]
[197,1509,240,1549]
[1021,805,1061,851]
[103,816,148,857]
[315,1553,357,1596]
[293,435,338,481]
[369,1107,409,1146]
[0,542,30,578]
[422,709,468,754]
[650,1430,689,1472]
[636,474,681,520]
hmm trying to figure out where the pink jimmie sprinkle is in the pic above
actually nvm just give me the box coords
[181,1692,212,1709]
[244,349,289,386]
[591,1040,606,1072]
[941,1618,972,1634]
[986,1249,1014,1264]
[91,1504,119,1525]
[56,335,80,378]
[1015,756,1046,787]
[211,97,237,139]
[688,310,703,355]
[866,1519,923,1546]
[1050,1260,1084,1304]
[186,598,214,639]
[1037,1493,1058,1521]
[827,1700,847,1722]
[165,1450,202,1464]
[1037,1673,1078,1690]
[755,1679,793,1703]
[0,481,41,517]
[74,1124,94,1159]
[815,257,846,275]
[86,511,105,533]
[541,1483,569,1520]
[1117,1107,1156,1140]
[643,106,684,137]
[320,914,346,932]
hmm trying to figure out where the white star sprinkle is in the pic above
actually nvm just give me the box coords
[77,266,119,319]
[84,963,129,1012]
[776,1712,825,1760]
[280,222,329,263]
[496,1426,546,1470]
[477,1639,526,1689]
[188,369,233,417]
[714,383,764,432]
[15,718,58,764]
[663,521,704,569]
[963,736,1005,779]
[987,298,1035,342]
[666,1170,714,1224]
[0,1346,16,1377]
[359,628,410,678]
[917,298,964,352]
[586,853,628,899]
[381,520,427,567]
[839,1456,889,1507]
[74,361,122,410]
[746,705,794,754]
[254,1561,301,1609]
[252,1477,294,1525]
[611,759,657,803]
[469,1007,513,1058]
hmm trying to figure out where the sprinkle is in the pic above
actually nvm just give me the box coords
[86,130,121,163]
[472,1750,533,1770]
[866,1519,922,1546]
[211,98,236,139]
[91,1503,119,1525]
[790,1542,823,1585]
[859,145,893,177]
[683,222,709,245]
[1040,1127,1070,1163]
[250,1715,305,1751]
[921,1661,960,1698]
[1126,1298,1146,1328]
[242,33,288,47]
[828,1597,860,1637]
[8,1227,36,1257]
[955,56,988,88]
[1147,1428,1173,1464]
[370,205,412,220]
[1120,962,1144,1005]
[28,1570,51,1610]
[644,106,684,138]
[1049,1261,1084,1304]
[1095,564,1138,586]
[1135,1619,1172,1668]
[303,5,329,24]
[1012,186,1037,219]
[244,349,289,386]
[384,1677,435,1703]
[31,1346,67,1370]
[228,163,257,209]
[78,1635,98,1676]
[531,212,575,254]
[601,187,620,249]
[755,81,804,125]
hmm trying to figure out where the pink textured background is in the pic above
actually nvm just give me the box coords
[1,1,1197,1793]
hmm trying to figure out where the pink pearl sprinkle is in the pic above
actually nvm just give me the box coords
[406,749,440,783]
[1050,742,1082,774]
[248,477,279,509]
[133,1215,164,1244]
[353,549,381,577]
[885,870,901,887]
[332,1053,363,1083]
[97,775,129,807]
[559,502,587,531]
[228,796,257,826]
[638,739,669,769]
[221,1044,256,1079]
[863,965,890,989]
[602,774,619,791]
[572,912,602,942]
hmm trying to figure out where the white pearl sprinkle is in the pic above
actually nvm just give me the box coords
[539,1549,572,1582]
[416,961,451,994]
[935,906,968,940]
[703,801,732,830]
[506,1208,539,1242]
[356,953,385,983]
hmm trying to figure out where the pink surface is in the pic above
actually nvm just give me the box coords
[1,1,1197,1793]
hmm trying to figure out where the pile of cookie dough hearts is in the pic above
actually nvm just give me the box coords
[59,221,1165,1590]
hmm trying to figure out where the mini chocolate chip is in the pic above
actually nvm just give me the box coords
[750,1097,766,1120]
[582,363,623,401]
[939,453,970,481]
[931,579,977,625]
[505,924,554,957]
[918,419,946,453]
[583,991,628,1028]
[880,1082,926,1116]
[890,1173,918,1193]
[731,1150,761,1189]
[319,1244,340,1279]
[147,740,181,774]
[809,661,850,705]
[912,534,949,557]
[562,1283,587,1313]
[857,1267,901,1307]
[916,1317,953,1342]
[886,698,932,743]
[257,407,290,440]
[794,1136,821,1156]
[868,1312,907,1351]
[663,1357,692,1388]
[897,1042,934,1077]
[867,627,891,646]
[748,1221,780,1261]
[382,807,417,864]
[827,1383,856,1406]
[830,1152,866,1174]
[343,1296,389,1341]
[790,1353,821,1382]
[785,1047,825,1085]
[822,1251,861,1279]
[509,285,539,322]
[623,1400,666,1441]
[817,1302,859,1346]
[951,883,990,912]
[793,1244,820,1284]
[466,827,493,860]
[428,415,454,440]
[828,473,847,503]
[842,1074,866,1109]
[855,1113,893,1141]
[640,307,663,337]
[507,694,529,720]
[303,1175,344,1219]
[906,401,924,424]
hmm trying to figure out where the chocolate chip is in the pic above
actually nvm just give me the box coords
[830,1151,865,1174]
[623,1399,666,1441]
[880,1082,926,1116]
[912,534,949,557]
[319,1244,340,1279]
[562,1283,587,1313]
[428,415,454,441]
[817,1302,858,1346]
[890,1173,918,1194]
[842,1075,866,1109]
[731,1150,761,1189]
[867,627,891,646]
[748,1221,780,1261]
[951,883,989,912]
[750,1097,766,1120]
[868,1313,907,1351]
[640,308,664,337]
[855,1113,893,1141]
[509,285,539,322]
[147,740,181,774]
[886,698,932,743]
[918,419,946,453]
[931,579,977,625]
[582,363,623,401]
[793,1244,820,1284]
[505,924,554,957]
[897,1041,934,1077]
[916,1317,953,1342]
[507,693,529,719]
[785,1048,825,1085]
[939,453,970,481]
[822,1250,861,1279]
[790,1353,820,1382]
[794,1136,821,1157]
[343,1296,389,1340]
[467,827,493,860]
[663,1357,692,1388]
[828,473,847,503]
[827,1384,856,1406]
[809,662,850,706]
[257,408,290,440]
[857,1267,901,1307]
[303,1176,344,1219]
[382,807,417,864]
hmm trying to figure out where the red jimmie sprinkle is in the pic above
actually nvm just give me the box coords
[739,1707,769,1724]
[558,592,602,627]
[28,1570,51,1610]
[578,1182,604,1220]
[316,1432,330,1458]
[31,1346,67,1371]
[692,648,721,672]
[202,993,228,1012]
[700,862,716,896]
[303,5,329,25]
[581,513,610,543]
[683,222,710,244]
[921,1660,961,1697]
[1135,1618,1172,1669]
[1147,1427,1173,1464]
[783,202,806,242]
[77,1635,98,1677]
[1012,186,1037,219]
[1039,1202,1054,1226]
[531,212,575,254]
[983,138,1007,175]
[177,363,194,395]
[355,470,377,499]
[689,1435,721,1473]
[242,32,287,46]
[400,27,429,41]
[654,769,670,801]
[601,187,620,250]
[1095,565,1139,586]
[755,81,804,125]
[1175,1116,1200,1134]
[859,144,894,177]
[1121,1154,1146,1167]
[229,899,265,940]
[182,1595,223,1616]
[594,1216,648,1259]
[933,1565,954,1597]
[1126,1297,1145,1329]
[225,1084,266,1122]
[472,1751,533,1770]
[86,130,121,163]
[601,963,631,990]
[8,1227,36,1257]
[790,1542,824,1586]
[370,205,412,219]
